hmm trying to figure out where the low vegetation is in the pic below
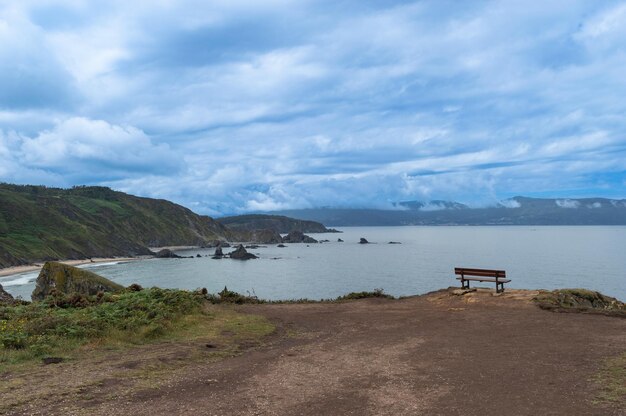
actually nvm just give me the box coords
[0,287,275,370]
[533,289,626,317]
[593,352,626,405]
[335,288,394,300]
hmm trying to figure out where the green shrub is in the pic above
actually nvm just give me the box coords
[336,288,393,301]
[205,287,264,305]
[0,288,204,357]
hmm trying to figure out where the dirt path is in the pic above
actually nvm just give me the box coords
[3,289,625,415]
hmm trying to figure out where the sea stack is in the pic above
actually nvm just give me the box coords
[212,247,224,259]
[282,231,318,243]
[32,262,124,301]
[229,245,258,260]
[359,238,369,244]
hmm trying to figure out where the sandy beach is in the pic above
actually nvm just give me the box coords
[0,257,142,278]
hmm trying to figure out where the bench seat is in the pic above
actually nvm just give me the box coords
[455,277,511,283]
[454,267,509,293]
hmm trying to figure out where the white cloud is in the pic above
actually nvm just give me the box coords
[0,1,625,213]
[499,199,521,208]
[556,199,580,209]
[16,117,179,179]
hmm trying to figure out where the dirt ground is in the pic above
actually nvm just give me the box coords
[2,288,625,415]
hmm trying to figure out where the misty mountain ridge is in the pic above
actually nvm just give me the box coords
[271,196,626,226]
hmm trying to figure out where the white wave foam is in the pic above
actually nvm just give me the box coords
[0,272,38,287]
[78,261,121,269]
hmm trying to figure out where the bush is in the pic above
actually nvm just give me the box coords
[336,288,393,301]
[205,287,264,305]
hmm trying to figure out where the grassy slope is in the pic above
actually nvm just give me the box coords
[218,214,334,233]
[0,184,233,268]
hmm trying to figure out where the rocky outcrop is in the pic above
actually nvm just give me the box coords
[359,238,369,244]
[32,262,124,301]
[534,289,626,316]
[338,238,344,242]
[212,247,224,259]
[205,240,231,248]
[282,231,318,244]
[229,245,258,260]
[155,249,183,258]
[248,229,283,244]
[0,283,14,304]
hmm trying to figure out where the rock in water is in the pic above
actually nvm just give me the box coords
[282,231,318,243]
[212,247,224,259]
[155,249,183,258]
[337,238,344,242]
[0,283,14,304]
[229,245,258,260]
[359,238,369,244]
[32,262,124,301]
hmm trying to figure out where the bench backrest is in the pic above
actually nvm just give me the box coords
[454,268,506,278]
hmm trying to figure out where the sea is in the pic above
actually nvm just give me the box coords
[2,226,625,301]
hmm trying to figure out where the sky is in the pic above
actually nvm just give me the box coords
[1,0,625,215]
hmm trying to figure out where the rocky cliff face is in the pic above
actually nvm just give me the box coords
[32,262,124,301]
[0,283,14,304]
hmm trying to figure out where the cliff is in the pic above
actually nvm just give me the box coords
[0,184,232,268]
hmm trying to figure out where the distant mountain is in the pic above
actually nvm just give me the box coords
[274,197,626,226]
[217,214,339,234]
[395,200,469,210]
[0,184,233,268]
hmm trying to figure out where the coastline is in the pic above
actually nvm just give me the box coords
[148,245,201,251]
[0,257,143,278]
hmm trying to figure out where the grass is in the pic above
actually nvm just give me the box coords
[0,287,274,371]
[593,352,626,405]
[66,195,128,215]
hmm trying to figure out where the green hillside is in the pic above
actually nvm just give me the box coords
[0,184,232,268]
[218,214,338,233]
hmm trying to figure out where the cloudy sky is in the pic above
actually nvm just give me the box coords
[1,1,625,215]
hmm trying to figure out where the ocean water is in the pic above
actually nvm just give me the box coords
[2,226,625,301]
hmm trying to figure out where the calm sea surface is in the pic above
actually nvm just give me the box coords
[2,226,625,301]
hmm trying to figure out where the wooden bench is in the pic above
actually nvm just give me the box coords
[455,267,510,293]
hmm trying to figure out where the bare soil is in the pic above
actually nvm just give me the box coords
[2,289,625,415]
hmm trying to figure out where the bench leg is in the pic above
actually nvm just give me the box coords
[496,282,505,293]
